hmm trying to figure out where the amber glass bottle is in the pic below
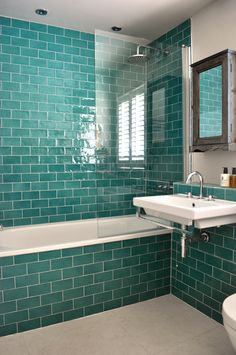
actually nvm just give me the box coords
[230,168,236,188]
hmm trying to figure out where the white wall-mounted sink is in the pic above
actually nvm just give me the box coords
[133,194,236,229]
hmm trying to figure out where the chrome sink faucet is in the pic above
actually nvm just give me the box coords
[185,171,204,199]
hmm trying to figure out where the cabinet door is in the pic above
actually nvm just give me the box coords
[192,51,229,150]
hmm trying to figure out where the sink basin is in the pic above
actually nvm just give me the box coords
[133,194,236,229]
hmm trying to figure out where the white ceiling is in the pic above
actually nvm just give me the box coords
[0,0,217,41]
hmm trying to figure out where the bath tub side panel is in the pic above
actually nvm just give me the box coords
[0,233,170,336]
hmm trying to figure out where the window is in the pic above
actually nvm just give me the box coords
[118,86,145,163]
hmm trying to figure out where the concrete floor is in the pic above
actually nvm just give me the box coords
[0,295,234,355]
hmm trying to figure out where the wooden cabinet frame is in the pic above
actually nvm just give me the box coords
[191,49,236,152]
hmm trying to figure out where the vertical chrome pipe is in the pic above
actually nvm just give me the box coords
[181,224,187,258]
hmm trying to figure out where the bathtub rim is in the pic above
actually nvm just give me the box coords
[0,217,171,257]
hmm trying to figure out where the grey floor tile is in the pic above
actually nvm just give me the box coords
[0,295,234,355]
[0,333,29,355]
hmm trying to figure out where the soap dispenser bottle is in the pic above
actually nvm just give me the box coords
[221,167,230,187]
[230,168,236,188]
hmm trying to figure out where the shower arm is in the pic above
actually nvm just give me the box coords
[137,44,169,56]
[137,45,156,51]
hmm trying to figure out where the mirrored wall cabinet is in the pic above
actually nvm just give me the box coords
[191,49,236,152]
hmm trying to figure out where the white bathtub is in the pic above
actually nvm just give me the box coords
[0,215,169,257]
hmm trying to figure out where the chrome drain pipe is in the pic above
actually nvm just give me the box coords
[181,225,187,258]
[135,208,209,258]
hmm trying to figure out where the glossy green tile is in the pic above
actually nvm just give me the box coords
[132,264,148,275]
[64,309,83,321]
[123,239,139,247]
[215,246,233,261]
[123,256,139,267]
[4,287,28,301]
[41,292,63,306]
[74,295,93,308]
[18,318,41,333]
[0,278,15,290]
[12,19,29,29]
[40,270,62,283]
[51,257,72,270]
[223,260,236,274]
[39,250,61,260]
[64,287,83,301]
[29,305,51,319]
[123,294,139,306]
[74,275,93,287]
[5,310,28,325]
[16,274,39,287]
[38,33,55,43]
[52,300,73,313]
[0,16,11,25]
[104,279,122,291]
[84,303,103,317]
[28,22,47,32]
[73,254,93,266]
[0,324,17,336]
[42,314,63,327]
[17,296,40,310]
[140,290,156,302]
[2,26,20,37]
[48,26,64,35]
[103,256,123,270]
[2,264,26,278]
[85,283,103,296]
[113,248,131,259]
[21,29,37,40]
[94,271,113,283]
[28,283,51,297]
[205,257,224,279]
[51,279,73,292]
[27,260,50,274]
[123,275,139,288]
[84,263,103,275]
[94,251,112,262]
[0,301,16,314]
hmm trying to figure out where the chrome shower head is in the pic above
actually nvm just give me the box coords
[128,45,150,64]
[128,44,170,64]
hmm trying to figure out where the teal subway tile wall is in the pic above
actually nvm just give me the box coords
[172,183,236,323]
[0,16,97,227]
[0,233,171,336]
[0,16,191,226]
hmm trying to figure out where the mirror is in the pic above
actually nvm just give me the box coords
[191,49,236,152]
[199,65,222,138]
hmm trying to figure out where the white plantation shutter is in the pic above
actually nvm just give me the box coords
[118,100,130,161]
[118,86,145,163]
[131,93,144,160]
